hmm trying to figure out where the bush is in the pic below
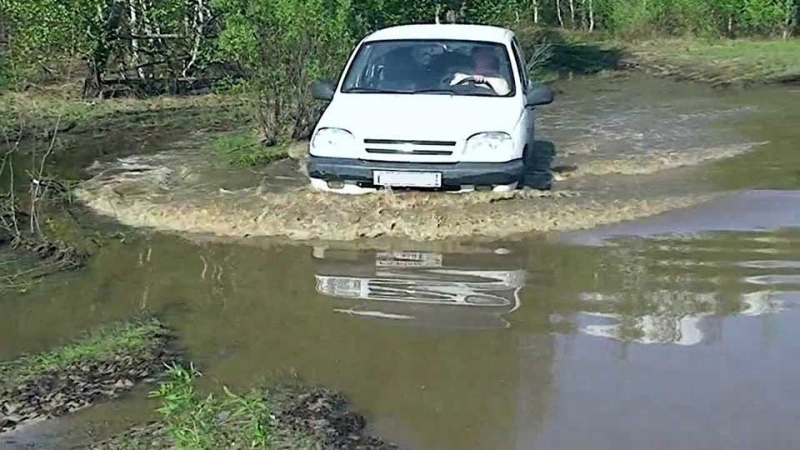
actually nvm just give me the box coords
[214,0,355,146]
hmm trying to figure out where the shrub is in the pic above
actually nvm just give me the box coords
[214,0,355,146]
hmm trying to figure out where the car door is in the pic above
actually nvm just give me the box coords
[510,38,535,152]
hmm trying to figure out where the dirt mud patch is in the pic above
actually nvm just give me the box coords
[279,387,398,450]
[0,318,179,434]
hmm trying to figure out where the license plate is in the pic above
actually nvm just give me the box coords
[376,251,443,268]
[373,170,442,188]
[326,277,363,296]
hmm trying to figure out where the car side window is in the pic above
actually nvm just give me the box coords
[510,38,529,92]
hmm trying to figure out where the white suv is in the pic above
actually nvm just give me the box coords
[307,24,554,194]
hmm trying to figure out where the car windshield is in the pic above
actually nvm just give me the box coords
[340,39,516,97]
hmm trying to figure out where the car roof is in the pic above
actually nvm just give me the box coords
[363,24,513,44]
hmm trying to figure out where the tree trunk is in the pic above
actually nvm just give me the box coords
[588,0,595,32]
[183,0,207,77]
[784,2,798,39]
[556,0,564,27]
[533,0,540,24]
[129,1,145,79]
[82,63,104,98]
[569,0,576,28]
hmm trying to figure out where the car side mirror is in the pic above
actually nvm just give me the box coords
[526,85,554,107]
[311,79,336,101]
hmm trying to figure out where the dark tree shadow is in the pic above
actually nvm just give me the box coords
[516,27,624,77]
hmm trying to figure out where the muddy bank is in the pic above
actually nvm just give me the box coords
[280,387,398,450]
[0,318,178,434]
[92,382,397,450]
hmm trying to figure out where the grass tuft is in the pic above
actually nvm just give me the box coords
[212,132,289,167]
[148,364,316,450]
[0,317,167,390]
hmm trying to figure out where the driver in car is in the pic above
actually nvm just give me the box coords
[449,46,511,96]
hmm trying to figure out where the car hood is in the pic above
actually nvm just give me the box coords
[318,94,523,140]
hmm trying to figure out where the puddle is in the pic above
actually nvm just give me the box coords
[5,197,800,448]
[560,190,800,245]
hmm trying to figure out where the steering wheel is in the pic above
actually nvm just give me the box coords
[453,76,496,93]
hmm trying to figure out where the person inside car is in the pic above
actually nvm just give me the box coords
[449,46,511,96]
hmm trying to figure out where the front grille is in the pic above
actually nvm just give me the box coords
[366,148,453,156]
[364,138,457,147]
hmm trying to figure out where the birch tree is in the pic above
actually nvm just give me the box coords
[555,0,564,26]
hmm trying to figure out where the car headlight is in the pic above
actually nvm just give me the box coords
[464,132,513,155]
[311,128,355,155]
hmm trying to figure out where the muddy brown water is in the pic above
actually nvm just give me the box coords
[3,74,800,449]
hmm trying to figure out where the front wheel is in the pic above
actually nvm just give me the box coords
[522,141,555,190]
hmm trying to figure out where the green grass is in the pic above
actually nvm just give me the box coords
[0,89,253,139]
[625,38,800,84]
[0,317,167,390]
[212,132,290,167]
[146,364,317,450]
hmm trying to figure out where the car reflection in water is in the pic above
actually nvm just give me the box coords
[312,247,526,330]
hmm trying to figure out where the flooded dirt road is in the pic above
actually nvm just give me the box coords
[73,74,800,241]
[3,74,800,449]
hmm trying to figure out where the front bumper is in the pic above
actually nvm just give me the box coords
[306,156,524,187]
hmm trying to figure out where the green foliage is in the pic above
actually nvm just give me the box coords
[0,0,99,60]
[151,364,315,449]
[344,0,797,37]
[0,52,10,90]
[594,0,798,37]
[0,0,219,94]
[1,0,797,93]
[212,132,289,167]
[214,0,355,144]
[227,147,289,167]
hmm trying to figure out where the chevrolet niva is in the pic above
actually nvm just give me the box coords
[307,24,555,194]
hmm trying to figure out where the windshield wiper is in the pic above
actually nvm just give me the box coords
[343,87,409,94]
[410,88,456,95]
